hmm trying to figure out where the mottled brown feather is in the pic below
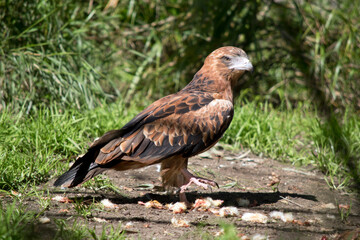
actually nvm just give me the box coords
[93,94,233,166]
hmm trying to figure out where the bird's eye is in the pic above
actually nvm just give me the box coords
[221,56,231,61]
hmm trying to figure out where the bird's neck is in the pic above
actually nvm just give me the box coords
[182,70,234,102]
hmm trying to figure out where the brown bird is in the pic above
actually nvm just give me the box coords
[54,46,253,204]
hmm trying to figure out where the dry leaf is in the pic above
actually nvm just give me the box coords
[292,219,311,226]
[123,186,133,192]
[241,212,268,223]
[101,199,119,209]
[124,222,134,229]
[93,217,107,223]
[11,190,21,196]
[214,229,224,236]
[138,200,163,209]
[193,198,211,209]
[240,235,250,240]
[208,208,220,215]
[210,199,224,207]
[52,195,73,203]
[267,172,280,187]
[167,202,187,214]
[338,204,350,210]
[171,217,190,227]
[251,233,268,240]
[193,197,223,210]
[39,217,50,224]
[318,203,336,209]
[269,211,294,222]
[58,209,70,214]
[104,0,119,11]
[219,207,239,217]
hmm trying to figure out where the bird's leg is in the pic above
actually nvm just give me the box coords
[179,192,191,207]
[179,168,219,194]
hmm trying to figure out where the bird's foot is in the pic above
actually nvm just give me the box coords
[178,177,218,208]
[177,168,219,207]
[179,168,219,193]
[180,177,218,193]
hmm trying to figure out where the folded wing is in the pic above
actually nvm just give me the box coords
[93,92,234,166]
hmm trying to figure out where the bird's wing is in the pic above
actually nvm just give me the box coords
[93,92,234,166]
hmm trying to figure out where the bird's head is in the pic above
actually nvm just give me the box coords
[185,47,253,98]
[203,46,253,85]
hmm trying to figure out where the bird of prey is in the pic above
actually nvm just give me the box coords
[54,46,253,204]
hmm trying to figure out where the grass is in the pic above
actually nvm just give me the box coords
[225,101,315,162]
[1,1,359,112]
[0,102,140,191]
[0,201,35,240]
[0,198,126,240]
[226,99,360,189]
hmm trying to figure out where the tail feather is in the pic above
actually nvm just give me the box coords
[54,149,106,187]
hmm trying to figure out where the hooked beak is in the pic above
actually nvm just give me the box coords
[229,56,253,72]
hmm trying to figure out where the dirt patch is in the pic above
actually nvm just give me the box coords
[11,149,360,239]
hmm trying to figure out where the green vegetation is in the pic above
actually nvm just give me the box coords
[1,0,359,112]
[0,103,138,190]
[0,202,35,240]
[0,0,359,238]
[227,99,360,189]
[0,200,125,239]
